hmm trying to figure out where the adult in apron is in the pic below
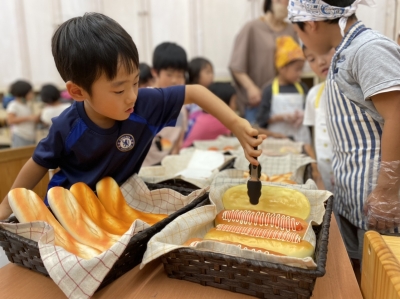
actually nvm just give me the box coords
[313,82,334,192]
[268,78,311,144]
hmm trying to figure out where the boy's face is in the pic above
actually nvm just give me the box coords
[198,64,214,87]
[304,47,335,79]
[154,68,186,88]
[293,22,333,55]
[83,65,139,128]
[279,60,305,84]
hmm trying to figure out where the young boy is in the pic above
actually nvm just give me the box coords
[288,0,400,266]
[302,46,336,191]
[142,42,188,166]
[6,80,40,148]
[0,13,264,220]
[256,36,311,144]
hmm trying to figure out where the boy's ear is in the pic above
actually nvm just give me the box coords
[66,81,89,101]
[150,68,159,79]
[307,21,319,33]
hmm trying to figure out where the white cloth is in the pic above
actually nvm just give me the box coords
[40,103,71,126]
[6,100,35,141]
[303,83,333,191]
[287,0,375,36]
[269,92,311,144]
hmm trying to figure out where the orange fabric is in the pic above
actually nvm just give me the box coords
[275,36,305,69]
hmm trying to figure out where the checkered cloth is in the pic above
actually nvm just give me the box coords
[141,173,333,270]
[234,152,315,183]
[0,175,207,299]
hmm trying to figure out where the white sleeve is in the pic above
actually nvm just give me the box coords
[303,85,318,126]
[6,101,18,115]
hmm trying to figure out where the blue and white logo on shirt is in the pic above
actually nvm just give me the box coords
[116,134,135,152]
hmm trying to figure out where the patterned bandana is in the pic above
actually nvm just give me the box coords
[287,0,375,36]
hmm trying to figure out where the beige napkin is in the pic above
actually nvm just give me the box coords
[141,173,332,270]
[0,175,207,299]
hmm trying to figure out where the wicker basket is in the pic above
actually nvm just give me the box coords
[161,197,333,299]
[0,182,209,292]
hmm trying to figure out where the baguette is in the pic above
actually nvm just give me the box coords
[215,209,308,236]
[222,184,310,220]
[183,237,284,256]
[70,182,132,235]
[48,187,120,253]
[8,188,101,259]
[204,224,314,258]
[96,177,168,225]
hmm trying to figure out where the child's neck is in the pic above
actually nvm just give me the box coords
[331,18,359,49]
[16,97,27,104]
[277,75,294,86]
[263,12,286,32]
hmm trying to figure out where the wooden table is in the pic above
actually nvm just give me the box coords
[0,215,363,299]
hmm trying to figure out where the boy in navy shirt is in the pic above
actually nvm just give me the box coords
[0,13,264,219]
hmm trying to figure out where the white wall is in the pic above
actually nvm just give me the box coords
[0,0,397,92]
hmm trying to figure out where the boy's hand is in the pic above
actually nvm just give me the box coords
[231,117,266,165]
[0,196,13,221]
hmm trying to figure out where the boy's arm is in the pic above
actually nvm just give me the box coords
[365,91,400,230]
[0,158,48,220]
[184,85,265,165]
[7,113,38,125]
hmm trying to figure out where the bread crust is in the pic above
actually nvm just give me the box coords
[96,177,168,225]
[8,188,101,259]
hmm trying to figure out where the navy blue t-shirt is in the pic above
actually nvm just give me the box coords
[33,86,185,204]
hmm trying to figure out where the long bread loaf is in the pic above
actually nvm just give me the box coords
[215,209,308,236]
[183,237,284,256]
[96,177,168,226]
[70,182,132,235]
[222,184,311,220]
[48,187,120,253]
[8,188,101,259]
[204,224,314,258]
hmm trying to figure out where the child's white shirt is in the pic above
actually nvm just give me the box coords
[304,82,334,191]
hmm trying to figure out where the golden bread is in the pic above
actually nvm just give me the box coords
[8,188,101,259]
[70,182,132,235]
[96,177,168,226]
[204,225,314,258]
[48,187,120,253]
[222,184,310,220]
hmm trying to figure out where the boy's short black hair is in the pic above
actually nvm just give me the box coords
[139,63,153,85]
[263,0,272,13]
[188,57,212,84]
[10,80,32,98]
[152,42,188,73]
[52,13,139,95]
[208,82,236,106]
[294,0,357,31]
[40,84,61,104]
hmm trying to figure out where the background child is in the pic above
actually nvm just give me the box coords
[186,57,215,139]
[302,46,335,191]
[256,36,310,144]
[138,62,155,88]
[6,80,39,148]
[40,84,71,127]
[288,0,400,279]
[142,42,189,166]
[0,13,264,220]
[182,82,233,148]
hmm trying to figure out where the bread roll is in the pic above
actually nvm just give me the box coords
[8,188,101,259]
[70,182,132,235]
[48,187,120,253]
[96,177,168,225]
[215,209,308,236]
[183,237,284,256]
[204,224,314,258]
[222,184,310,220]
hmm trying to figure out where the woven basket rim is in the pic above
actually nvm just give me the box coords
[166,195,333,277]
